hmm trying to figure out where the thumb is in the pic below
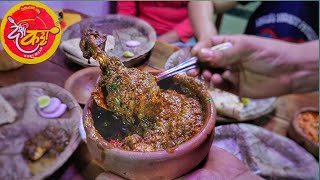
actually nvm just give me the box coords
[199,35,248,67]
[191,38,213,56]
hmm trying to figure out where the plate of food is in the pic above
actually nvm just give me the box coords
[0,82,82,180]
[165,48,277,122]
[60,15,156,67]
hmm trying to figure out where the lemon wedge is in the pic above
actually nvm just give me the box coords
[240,97,250,106]
[38,96,51,109]
[122,51,134,58]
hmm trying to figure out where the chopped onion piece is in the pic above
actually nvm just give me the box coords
[126,40,141,47]
[42,97,62,113]
[37,104,67,119]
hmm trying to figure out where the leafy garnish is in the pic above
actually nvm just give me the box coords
[110,83,117,90]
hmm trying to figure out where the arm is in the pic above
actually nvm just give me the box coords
[212,1,239,14]
[116,1,136,16]
[157,31,180,43]
[188,1,238,54]
[158,18,193,43]
[188,1,238,40]
[188,1,217,42]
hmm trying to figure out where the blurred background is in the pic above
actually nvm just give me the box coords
[0,1,261,35]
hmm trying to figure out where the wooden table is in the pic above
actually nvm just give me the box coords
[0,10,318,180]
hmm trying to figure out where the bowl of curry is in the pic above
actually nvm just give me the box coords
[82,73,216,179]
[288,107,318,157]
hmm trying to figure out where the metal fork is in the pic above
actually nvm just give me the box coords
[157,42,233,80]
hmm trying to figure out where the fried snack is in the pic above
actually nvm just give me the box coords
[23,126,69,161]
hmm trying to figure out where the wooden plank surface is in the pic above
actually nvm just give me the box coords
[0,59,74,87]
[147,40,179,70]
[275,92,319,121]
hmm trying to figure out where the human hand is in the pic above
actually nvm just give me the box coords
[95,145,262,180]
[189,35,318,98]
[180,145,262,180]
[158,31,180,44]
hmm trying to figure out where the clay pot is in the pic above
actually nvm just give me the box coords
[82,74,216,180]
[288,107,319,158]
[64,67,101,105]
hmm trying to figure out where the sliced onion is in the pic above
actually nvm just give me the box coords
[42,97,62,113]
[126,40,141,47]
[37,104,67,119]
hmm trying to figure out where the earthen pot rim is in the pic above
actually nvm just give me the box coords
[64,67,101,105]
[292,107,319,147]
[82,73,216,160]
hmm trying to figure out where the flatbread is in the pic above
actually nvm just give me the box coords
[0,94,17,125]
[209,87,277,121]
[208,88,243,118]
[214,124,319,179]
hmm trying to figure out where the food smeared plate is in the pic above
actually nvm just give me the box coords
[165,48,277,122]
[0,82,82,180]
[60,15,156,67]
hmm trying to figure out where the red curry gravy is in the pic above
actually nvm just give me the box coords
[121,89,203,152]
[93,86,204,152]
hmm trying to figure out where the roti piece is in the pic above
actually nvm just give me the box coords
[209,87,277,121]
[209,88,243,119]
[0,94,17,125]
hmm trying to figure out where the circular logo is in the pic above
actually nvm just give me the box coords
[0,1,61,64]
